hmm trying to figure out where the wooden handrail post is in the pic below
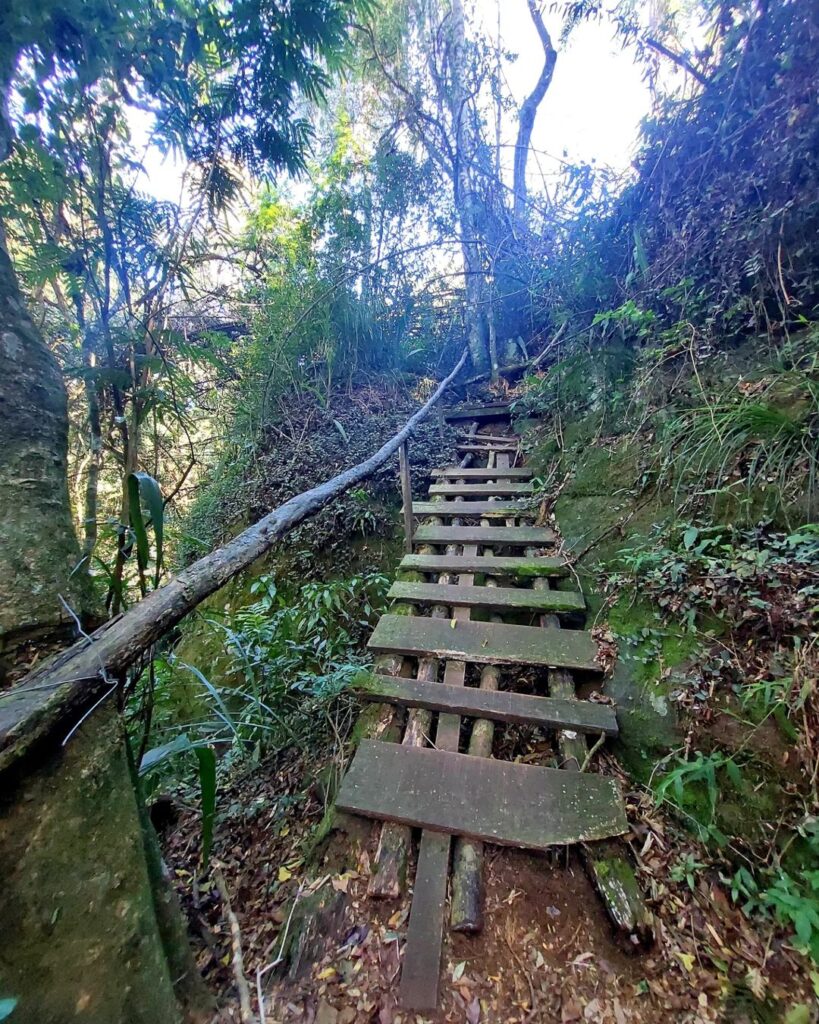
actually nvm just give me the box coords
[398,441,414,554]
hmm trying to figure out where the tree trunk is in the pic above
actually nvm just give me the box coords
[513,2,558,224]
[0,220,89,662]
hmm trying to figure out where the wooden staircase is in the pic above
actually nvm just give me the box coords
[336,402,632,1010]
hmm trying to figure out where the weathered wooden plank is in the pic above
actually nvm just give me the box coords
[337,741,628,848]
[357,676,618,735]
[431,467,532,479]
[444,403,510,421]
[399,553,568,577]
[456,443,517,454]
[388,580,585,614]
[429,482,533,497]
[398,547,477,1010]
[413,525,555,547]
[456,433,519,444]
[368,615,602,672]
[399,831,451,1010]
[412,500,533,518]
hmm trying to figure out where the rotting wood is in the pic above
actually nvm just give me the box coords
[399,542,477,1010]
[0,350,470,772]
[399,553,568,577]
[531,572,655,949]
[357,677,618,735]
[368,615,602,672]
[387,580,586,614]
[412,500,534,517]
[337,741,628,848]
[413,524,555,547]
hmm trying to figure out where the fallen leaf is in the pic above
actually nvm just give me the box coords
[676,952,695,972]
[452,961,466,982]
[278,866,293,882]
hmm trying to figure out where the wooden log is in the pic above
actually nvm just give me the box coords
[0,350,469,772]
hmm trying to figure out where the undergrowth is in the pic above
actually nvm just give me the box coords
[613,521,819,963]
[128,571,390,863]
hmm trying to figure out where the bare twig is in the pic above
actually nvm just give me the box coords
[214,868,256,1024]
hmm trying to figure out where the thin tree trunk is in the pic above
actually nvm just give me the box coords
[513,2,557,224]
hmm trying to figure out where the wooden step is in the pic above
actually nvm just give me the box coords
[431,467,532,479]
[444,404,511,421]
[399,553,568,576]
[412,501,533,518]
[413,525,554,547]
[357,676,617,735]
[456,444,517,455]
[429,482,533,497]
[368,615,601,671]
[388,580,584,614]
[337,741,627,848]
[457,432,518,445]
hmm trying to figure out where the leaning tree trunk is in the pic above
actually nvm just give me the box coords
[0,220,88,664]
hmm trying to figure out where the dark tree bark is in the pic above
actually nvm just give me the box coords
[513,2,558,224]
[0,219,89,660]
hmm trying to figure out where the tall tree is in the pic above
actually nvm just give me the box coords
[0,0,361,657]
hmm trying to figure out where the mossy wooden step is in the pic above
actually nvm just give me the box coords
[429,482,533,497]
[431,467,532,479]
[413,525,554,547]
[399,554,568,577]
[388,580,584,614]
[368,615,601,671]
[357,676,617,735]
[412,501,533,518]
[337,741,627,847]
[444,404,511,421]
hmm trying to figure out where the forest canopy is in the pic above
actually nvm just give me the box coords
[0,0,816,641]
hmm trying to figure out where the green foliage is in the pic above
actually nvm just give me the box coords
[134,570,389,777]
[127,472,164,589]
[661,339,819,519]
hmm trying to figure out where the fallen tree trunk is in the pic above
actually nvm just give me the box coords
[0,350,468,773]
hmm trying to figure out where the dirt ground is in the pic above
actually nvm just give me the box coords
[162,737,815,1024]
